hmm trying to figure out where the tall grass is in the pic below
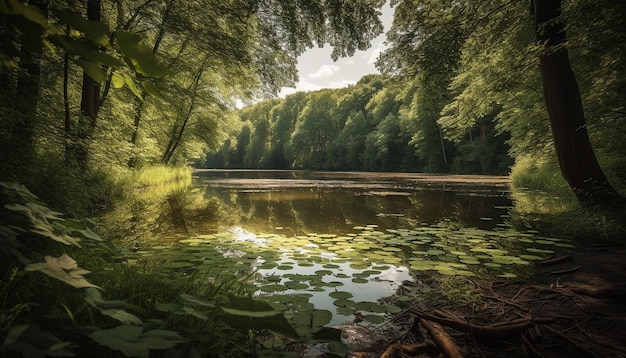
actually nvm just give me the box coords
[509,156,626,243]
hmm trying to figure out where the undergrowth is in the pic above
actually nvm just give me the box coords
[509,156,626,243]
[0,172,347,357]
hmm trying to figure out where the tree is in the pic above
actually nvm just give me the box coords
[531,0,625,207]
[0,0,47,174]
[287,90,337,169]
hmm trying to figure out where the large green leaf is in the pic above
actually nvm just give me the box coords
[0,0,50,29]
[155,302,208,320]
[59,219,101,241]
[88,325,187,358]
[48,36,122,67]
[111,73,125,88]
[123,73,143,100]
[0,324,74,358]
[179,293,214,308]
[310,327,343,343]
[219,294,281,318]
[55,9,108,36]
[76,58,107,82]
[84,288,126,309]
[31,223,81,246]
[219,294,300,340]
[115,30,169,78]
[141,80,164,99]
[221,312,300,341]
[25,254,100,289]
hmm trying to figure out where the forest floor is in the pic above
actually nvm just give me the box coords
[342,244,626,358]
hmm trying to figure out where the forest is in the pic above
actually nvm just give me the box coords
[1,0,625,357]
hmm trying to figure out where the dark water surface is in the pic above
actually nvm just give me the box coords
[166,170,569,327]
[194,169,513,235]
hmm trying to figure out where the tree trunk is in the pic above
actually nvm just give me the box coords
[127,0,174,167]
[161,56,207,164]
[10,0,47,173]
[63,42,71,163]
[75,0,102,168]
[531,0,625,207]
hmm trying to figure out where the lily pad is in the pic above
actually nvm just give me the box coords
[333,299,355,308]
[259,284,288,292]
[329,291,353,299]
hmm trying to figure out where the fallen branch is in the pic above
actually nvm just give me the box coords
[538,255,572,266]
[419,318,464,358]
[542,325,602,358]
[549,265,582,275]
[412,310,552,343]
[379,339,438,358]
[521,333,544,358]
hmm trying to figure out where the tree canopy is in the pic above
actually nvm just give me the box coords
[1,0,625,207]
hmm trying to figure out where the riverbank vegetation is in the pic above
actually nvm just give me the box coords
[1,0,626,357]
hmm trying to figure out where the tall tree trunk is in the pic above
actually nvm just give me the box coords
[75,0,102,168]
[63,43,71,163]
[531,0,625,207]
[10,0,47,173]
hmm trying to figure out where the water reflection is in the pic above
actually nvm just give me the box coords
[194,170,512,235]
[229,226,412,325]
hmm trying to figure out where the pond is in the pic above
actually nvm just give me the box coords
[143,170,573,327]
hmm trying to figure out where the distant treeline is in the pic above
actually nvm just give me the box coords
[203,75,513,175]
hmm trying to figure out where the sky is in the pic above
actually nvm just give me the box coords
[278,2,394,98]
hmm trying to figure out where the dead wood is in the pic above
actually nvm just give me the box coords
[412,310,553,343]
[542,325,602,358]
[419,318,464,358]
[379,339,438,358]
[521,333,544,358]
[538,255,572,266]
[549,265,582,275]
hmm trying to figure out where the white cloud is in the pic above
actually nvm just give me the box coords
[368,46,384,65]
[308,64,341,79]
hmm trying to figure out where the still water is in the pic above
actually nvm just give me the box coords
[195,169,513,235]
[169,170,569,326]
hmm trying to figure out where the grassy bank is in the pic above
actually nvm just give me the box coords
[509,157,626,243]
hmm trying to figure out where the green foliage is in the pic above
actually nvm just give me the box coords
[207,73,512,174]
[25,254,100,289]
[1,179,351,357]
[88,325,188,358]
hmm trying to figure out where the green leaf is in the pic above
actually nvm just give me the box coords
[60,219,101,241]
[111,73,125,88]
[115,30,169,78]
[31,223,81,246]
[219,295,300,340]
[76,59,106,82]
[141,80,164,99]
[310,309,332,328]
[101,309,143,326]
[179,293,214,308]
[1,324,74,358]
[2,0,49,28]
[310,327,343,343]
[221,312,300,341]
[84,288,126,309]
[88,325,187,358]
[25,254,100,289]
[154,302,208,320]
[219,295,281,318]
[55,9,108,35]
[123,73,143,100]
